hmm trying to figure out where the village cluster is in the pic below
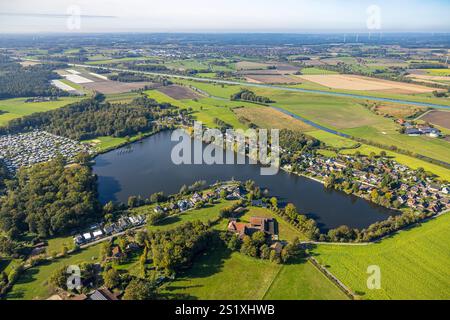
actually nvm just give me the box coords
[285,153,450,214]
[0,130,91,172]
[154,184,244,214]
[397,119,442,137]
[73,184,244,246]
[73,214,146,246]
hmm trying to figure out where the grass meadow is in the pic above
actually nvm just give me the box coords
[161,246,348,300]
[0,97,82,126]
[313,213,450,300]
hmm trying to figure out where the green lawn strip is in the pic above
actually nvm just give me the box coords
[6,244,102,300]
[312,213,450,300]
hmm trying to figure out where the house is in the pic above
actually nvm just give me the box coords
[227,220,248,238]
[74,235,85,246]
[103,225,114,235]
[30,246,46,256]
[405,128,421,136]
[428,183,440,193]
[154,206,163,214]
[111,246,125,259]
[88,288,119,301]
[228,216,279,240]
[270,242,284,254]
[441,186,450,195]
[251,199,263,207]
[83,232,92,242]
[92,229,103,239]
[250,217,278,237]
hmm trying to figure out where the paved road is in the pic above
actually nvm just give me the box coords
[28,58,450,110]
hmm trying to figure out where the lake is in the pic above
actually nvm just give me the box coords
[93,130,396,231]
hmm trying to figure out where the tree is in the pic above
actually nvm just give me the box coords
[269,250,281,264]
[135,230,148,246]
[260,244,271,260]
[50,266,68,290]
[123,279,156,300]
[226,234,241,251]
[128,196,138,208]
[240,236,258,258]
[103,201,115,214]
[285,203,298,221]
[103,268,121,290]
[270,197,278,208]
[251,231,266,247]
[100,241,112,260]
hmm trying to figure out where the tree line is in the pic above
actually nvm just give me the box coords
[231,89,275,104]
[2,95,178,140]
[0,55,68,99]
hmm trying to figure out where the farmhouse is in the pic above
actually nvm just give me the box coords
[228,216,278,239]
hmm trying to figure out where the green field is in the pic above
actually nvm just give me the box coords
[161,246,348,300]
[0,97,82,126]
[6,244,102,300]
[342,125,450,164]
[145,89,257,129]
[424,69,450,76]
[313,213,450,300]
[253,89,386,130]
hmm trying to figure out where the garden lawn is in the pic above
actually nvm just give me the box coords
[312,213,450,300]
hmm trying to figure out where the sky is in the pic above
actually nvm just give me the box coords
[0,0,449,33]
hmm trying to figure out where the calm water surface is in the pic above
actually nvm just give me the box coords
[93,130,396,231]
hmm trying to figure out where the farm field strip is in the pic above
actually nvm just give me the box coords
[27,60,450,109]
[296,74,438,93]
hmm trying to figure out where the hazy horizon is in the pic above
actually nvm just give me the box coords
[1,0,449,34]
